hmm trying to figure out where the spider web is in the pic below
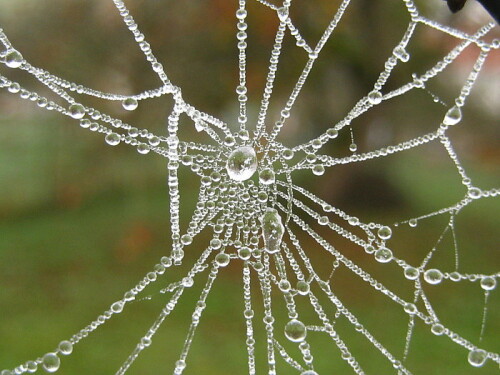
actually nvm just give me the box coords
[0,0,499,374]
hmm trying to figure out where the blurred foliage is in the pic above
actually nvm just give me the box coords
[0,0,498,374]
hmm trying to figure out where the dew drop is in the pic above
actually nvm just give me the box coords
[137,143,150,154]
[279,279,291,292]
[281,149,294,161]
[182,277,194,287]
[374,247,393,263]
[236,9,247,19]
[467,187,482,199]
[122,98,138,111]
[424,268,443,285]
[468,349,487,367]
[296,280,310,295]
[260,208,284,254]
[259,168,275,185]
[377,226,392,240]
[68,104,85,119]
[238,246,251,260]
[431,323,445,335]
[408,219,418,227]
[404,303,417,314]
[111,301,124,314]
[443,105,462,126]
[326,128,338,138]
[349,143,357,152]
[368,90,382,105]
[42,353,60,373]
[215,253,230,267]
[277,6,289,22]
[180,234,193,245]
[5,50,23,68]
[105,132,121,146]
[480,276,496,291]
[404,266,419,280]
[26,361,37,373]
[58,340,73,355]
[226,146,257,181]
[312,165,325,176]
[284,319,307,342]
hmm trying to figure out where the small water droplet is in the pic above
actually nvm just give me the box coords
[377,226,392,240]
[279,279,291,292]
[215,253,230,267]
[68,104,85,119]
[58,340,73,355]
[42,353,60,373]
[226,146,257,181]
[296,281,310,295]
[111,301,124,313]
[182,277,194,287]
[259,168,275,185]
[443,106,462,126]
[312,165,325,175]
[431,323,445,335]
[404,267,419,280]
[480,276,496,291]
[181,234,193,245]
[238,247,251,260]
[404,303,417,314]
[284,319,307,342]
[137,143,150,154]
[277,7,289,22]
[236,9,247,19]
[467,187,482,199]
[5,50,23,68]
[408,219,418,227]
[260,208,284,254]
[468,349,487,367]
[301,371,318,375]
[25,361,37,373]
[105,133,121,146]
[282,149,294,160]
[424,269,443,285]
[122,98,138,111]
[349,143,357,152]
[326,128,338,138]
[368,90,382,105]
[374,247,393,263]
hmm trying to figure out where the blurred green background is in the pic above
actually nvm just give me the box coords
[0,0,498,374]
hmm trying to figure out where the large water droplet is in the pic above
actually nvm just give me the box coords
[105,133,121,146]
[377,226,392,240]
[284,319,307,342]
[296,280,310,295]
[5,50,23,68]
[404,266,419,280]
[68,104,85,119]
[58,340,73,355]
[42,353,60,373]
[424,269,443,285]
[215,253,230,267]
[122,98,138,111]
[443,106,462,126]
[374,247,393,263]
[226,146,257,181]
[260,208,284,254]
[277,7,289,22]
[468,349,487,367]
[368,90,382,105]
[480,276,496,291]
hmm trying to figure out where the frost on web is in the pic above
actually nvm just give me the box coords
[0,0,499,374]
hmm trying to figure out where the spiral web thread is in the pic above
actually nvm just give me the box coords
[0,0,499,374]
